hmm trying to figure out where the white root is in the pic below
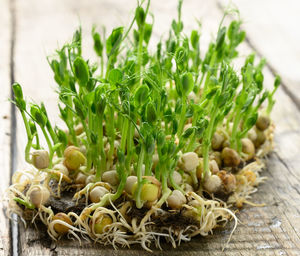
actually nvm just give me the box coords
[5,124,273,251]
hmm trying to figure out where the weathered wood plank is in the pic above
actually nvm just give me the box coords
[0,0,13,255]
[218,0,300,107]
[13,0,300,255]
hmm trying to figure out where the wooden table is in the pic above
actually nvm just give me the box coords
[1,0,300,255]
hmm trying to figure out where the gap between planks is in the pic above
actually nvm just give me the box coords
[0,0,15,255]
[8,0,19,255]
[216,0,300,111]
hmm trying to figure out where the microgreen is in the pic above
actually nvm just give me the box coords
[12,0,279,212]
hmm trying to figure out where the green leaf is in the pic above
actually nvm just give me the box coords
[223,102,234,116]
[146,102,157,124]
[72,27,82,55]
[216,27,226,51]
[180,72,194,96]
[172,20,183,34]
[14,98,26,111]
[175,47,187,66]
[86,79,96,92]
[164,108,173,123]
[134,85,149,107]
[144,23,153,44]
[255,71,264,91]
[51,60,64,85]
[190,30,200,49]
[259,91,269,104]
[73,98,86,120]
[106,27,124,57]
[227,21,238,41]
[167,39,176,54]
[145,134,155,154]
[58,105,68,121]
[206,86,219,100]
[108,68,123,86]
[30,105,47,127]
[95,94,106,115]
[171,119,178,135]
[92,27,103,57]
[83,91,95,107]
[182,127,194,139]
[56,127,68,147]
[73,57,89,87]
[12,83,23,99]
[157,130,166,147]
[73,27,82,46]
[245,112,258,129]
[29,120,37,134]
[167,141,176,155]
[133,29,139,45]
[245,53,255,66]
[135,6,145,28]
[274,75,281,89]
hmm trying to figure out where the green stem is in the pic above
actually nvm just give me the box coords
[95,155,101,181]
[107,107,115,168]
[41,127,53,168]
[81,120,91,144]
[136,26,145,86]
[100,55,104,78]
[105,56,113,79]
[186,132,196,152]
[135,145,145,209]
[203,51,217,93]
[144,154,152,176]
[190,168,198,187]
[185,108,200,152]
[230,108,242,150]
[13,198,35,210]
[203,106,218,176]
[81,120,92,172]
[96,114,106,179]
[111,172,127,200]
[175,0,183,44]
[90,174,127,209]
[35,132,40,149]
[25,135,35,164]
[47,125,62,157]
[125,122,134,172]
[237,135,242,154]
[67,97,78,146]
[197,72,205,93]
[177,96,187,137]
[155,160,161,181]
[202,140,210,178]
[120,117,129,152]
[21,111,31,139]
[226,110,234,131]
[156,187,171,208]
[160,163,170,202]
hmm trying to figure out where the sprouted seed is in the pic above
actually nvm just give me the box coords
[7,0,280,251]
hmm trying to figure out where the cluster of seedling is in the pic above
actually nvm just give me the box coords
[8,0,279,251]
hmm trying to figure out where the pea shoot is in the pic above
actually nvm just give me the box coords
[9,0,280,251]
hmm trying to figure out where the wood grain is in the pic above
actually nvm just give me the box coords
[218,0,300,108]
[0,0,13,255]
[12,0,300,255]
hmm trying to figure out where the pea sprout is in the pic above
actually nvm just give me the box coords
[8,0,280,251]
